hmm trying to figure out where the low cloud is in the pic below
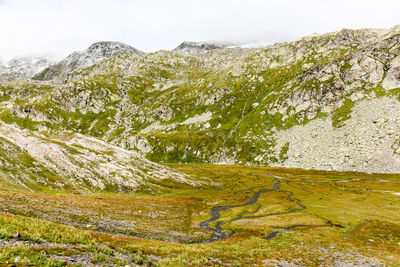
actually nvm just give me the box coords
[0,0,399,61]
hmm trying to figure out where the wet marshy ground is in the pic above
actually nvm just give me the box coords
[0,164,399,266]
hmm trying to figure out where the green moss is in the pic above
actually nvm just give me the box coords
[374,85,387,98]
[279,142,290,162]
[332,99,355,128]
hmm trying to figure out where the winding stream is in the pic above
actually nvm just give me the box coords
[197,175,342,243]
[197,186,270,243]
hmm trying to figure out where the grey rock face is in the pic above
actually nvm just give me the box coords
[273,97,400,174]
[382,56,400,90]
[173,41,230,54]
[85,41,143,58]
[33,41,143,81]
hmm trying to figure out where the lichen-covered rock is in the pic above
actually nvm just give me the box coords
[156,106,174,121]
[382,56,400,90]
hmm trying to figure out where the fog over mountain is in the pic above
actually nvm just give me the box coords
[0,0,400,61]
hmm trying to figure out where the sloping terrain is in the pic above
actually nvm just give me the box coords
[33,41,143,81]
[1,26,400,173]
[0,26,400,266]
[0,121,193,192]
[0,164,399,266]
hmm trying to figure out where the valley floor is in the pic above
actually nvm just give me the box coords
[0,164,399,266]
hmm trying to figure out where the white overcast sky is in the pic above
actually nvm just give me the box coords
[0,0,399,62]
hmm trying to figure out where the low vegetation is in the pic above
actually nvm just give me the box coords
[0,164,399,266]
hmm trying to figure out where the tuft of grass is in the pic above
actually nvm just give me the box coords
[332,98,354,128]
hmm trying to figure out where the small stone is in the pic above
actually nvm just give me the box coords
[12,232,21,238]
[207,257,222,264]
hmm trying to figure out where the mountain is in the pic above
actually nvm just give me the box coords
[1,26,400,180]
[0,56,54,82]
[0,121,193,192]
[33,41,143,81]
[173,41,231,54]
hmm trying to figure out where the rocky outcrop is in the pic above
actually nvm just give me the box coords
[382,56,400,90]
[33,41,143,81]
[0,122,194,192]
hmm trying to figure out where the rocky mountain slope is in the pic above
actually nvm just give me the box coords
[1,26,400,177]
[0,121,192,192]
[33,41,143,81]
[0,56,54,82]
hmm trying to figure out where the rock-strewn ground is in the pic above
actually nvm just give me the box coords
[273,97,400,173]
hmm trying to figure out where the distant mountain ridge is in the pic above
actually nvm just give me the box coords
[33,41,143,81]
[1,41,238,82]
[173,41,233,54]
[0,56,54,82]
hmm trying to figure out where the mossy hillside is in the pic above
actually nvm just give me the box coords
[1,28,400,166]
[0,123,195,194]
[0,137,72,192]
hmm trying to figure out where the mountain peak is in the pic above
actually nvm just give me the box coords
[33,41,143,81]
[173,41,231,54]
[86,41,143,56]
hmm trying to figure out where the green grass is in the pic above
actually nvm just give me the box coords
[332,98,355,128]
[0,164,399,266]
